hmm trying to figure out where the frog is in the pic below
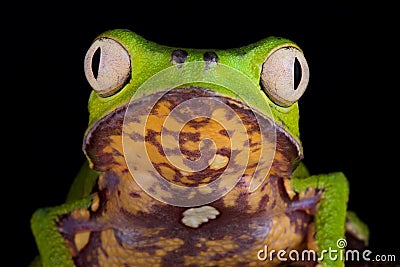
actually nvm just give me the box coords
[29,29,369,267]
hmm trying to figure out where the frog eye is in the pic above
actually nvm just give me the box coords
[84,38,131,97]
[260,46,309,107]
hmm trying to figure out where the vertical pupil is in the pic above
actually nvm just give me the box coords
[293,57,302,90]
[92,47,101,79]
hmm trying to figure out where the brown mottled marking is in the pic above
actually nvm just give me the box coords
[91,193,100,212]
[75,231,91,251]
[71,208,90,221]
[57,87,319,267]
[283,177,296,199]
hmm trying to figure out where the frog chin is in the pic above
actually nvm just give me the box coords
[83,87,302,185]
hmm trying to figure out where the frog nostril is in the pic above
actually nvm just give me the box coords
[203,51,219,63]
[294,57,302,91]
[171,49,188,64]
[92,47,101,80]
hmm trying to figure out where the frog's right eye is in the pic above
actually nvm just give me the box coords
[84,38,131,97]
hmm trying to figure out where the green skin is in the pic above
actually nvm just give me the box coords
[30,29,368,267]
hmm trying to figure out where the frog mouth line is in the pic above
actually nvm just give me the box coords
[83,87,303,185]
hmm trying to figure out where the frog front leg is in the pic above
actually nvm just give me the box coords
[30,196,95,267]
[292,172,350,267]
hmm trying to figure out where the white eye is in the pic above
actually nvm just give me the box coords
[84,38,131,97]
[260,46,309,107]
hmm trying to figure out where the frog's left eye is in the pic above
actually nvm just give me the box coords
[260,46,309,107]
[84,38,131,97]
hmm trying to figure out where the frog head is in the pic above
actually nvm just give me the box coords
[82,29,309,206]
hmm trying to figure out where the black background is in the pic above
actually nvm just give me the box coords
[6,2,398,266]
